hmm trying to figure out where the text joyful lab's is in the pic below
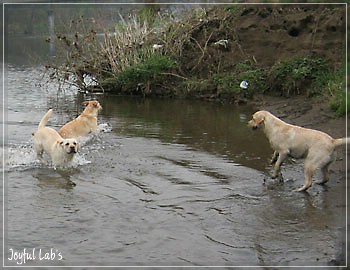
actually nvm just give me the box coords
[8,248,63,265]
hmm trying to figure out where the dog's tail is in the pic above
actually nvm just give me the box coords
[333,137,350,148]
[38,109,53,129]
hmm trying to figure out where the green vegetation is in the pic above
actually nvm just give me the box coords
[330,90,348,116]
[46,5,347,116]
[269,56,331,97]
[268,56,347,115]
[329,63,348,116]
[181,78,211,96]
[136,6,161,27]
[213,61,268,96]
[117,54,175,89]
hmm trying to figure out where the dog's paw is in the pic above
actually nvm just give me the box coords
[270,171,283,181]
[270,172,277,179]
[315,179,328,185]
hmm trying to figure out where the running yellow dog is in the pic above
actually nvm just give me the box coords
[59,100,102,138]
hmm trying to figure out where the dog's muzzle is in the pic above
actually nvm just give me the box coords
[69,146,77,154]
[247,120,258,130]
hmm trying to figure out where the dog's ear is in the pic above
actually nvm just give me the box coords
[254,113,265,126]
[256,116,265,125]
[57,140,64,147]
[83,101,90,107]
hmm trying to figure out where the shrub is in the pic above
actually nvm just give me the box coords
[213,72,239,94]
[330,89,348,116]
[117,54,175,90]
[269,56,330,96]
[213,61,268,97]
[236,62,268,94]
[329,63,348,116]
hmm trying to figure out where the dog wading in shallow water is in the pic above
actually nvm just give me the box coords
[248,110,349,191]
[32,109,79,168]
[59,100,102,138]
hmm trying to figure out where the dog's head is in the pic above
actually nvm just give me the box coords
[248,111,268,130]
[58,138,79,154]
[83,100,102,115]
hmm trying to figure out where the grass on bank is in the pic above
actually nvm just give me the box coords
[328,63,348,116]
[216,56,347,116]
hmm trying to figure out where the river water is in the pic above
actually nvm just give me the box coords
[2,36,346,268]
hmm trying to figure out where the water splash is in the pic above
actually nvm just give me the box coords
[3,144,39,172]
[3,144,92,172]
[3,122,111,172]
[72,122,112,147]
[97,122,113,133]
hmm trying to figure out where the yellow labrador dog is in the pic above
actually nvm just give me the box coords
[248,110,348,191]
[33,109,79,168]
[58,100,102,138]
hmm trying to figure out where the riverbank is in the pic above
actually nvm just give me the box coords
[47,4,347,115]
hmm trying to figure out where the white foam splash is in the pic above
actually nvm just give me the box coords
[74,122,112,147]
[3,122,112,172]
[71,153,92,167]
[2,145,37,169]
[3,144,92,172]
[97,122,113,133]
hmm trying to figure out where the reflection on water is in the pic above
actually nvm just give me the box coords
[99,95,271,172]
[4,39,346,267]
[32,168,78,189]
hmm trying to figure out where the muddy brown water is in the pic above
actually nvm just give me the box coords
[3,42,346,267]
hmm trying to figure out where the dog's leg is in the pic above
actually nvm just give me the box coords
[271,150,288,180]
[34,144,47,165]
[317,160,333,185]
[270,151,279,164]
[51,151,62,169]
[319,163,331,184]
[297,163,315,192]
[36,151,44,164]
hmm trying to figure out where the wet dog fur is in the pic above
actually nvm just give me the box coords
[248,110,349,191]
[33,109,79,168]
[58,100,102,138]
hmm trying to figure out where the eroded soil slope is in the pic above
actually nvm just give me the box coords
[181,4,346,78]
